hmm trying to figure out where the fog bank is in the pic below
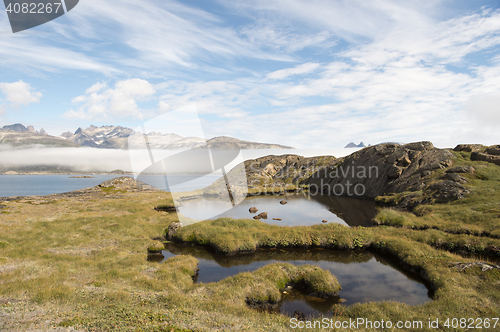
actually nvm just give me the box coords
[0,145,360,173]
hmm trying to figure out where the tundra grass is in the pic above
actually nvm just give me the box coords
[1,148,500,331]
[0,189,341,331]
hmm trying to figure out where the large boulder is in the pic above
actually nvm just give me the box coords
[454,144,485,152]
[485,145,500,155]
[471,152,500,166]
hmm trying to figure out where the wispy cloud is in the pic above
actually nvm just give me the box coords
[266,62,321,80]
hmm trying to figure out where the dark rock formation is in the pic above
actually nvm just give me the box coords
[279,200,287,205]
[454,144,485,152]
[249,207,258,213]
[307,142,454,199]
[485,145,500,156]
[471,151,500,166]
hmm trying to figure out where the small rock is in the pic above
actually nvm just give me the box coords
[280,200,287,205]
[441,173,467,183]
[339,298,348,303]
[258,212,268,219]
[167,222,181,240]
[273,218,282,221]
[249,207,258,213]
[322,220,328,223]
[253,215,261,220]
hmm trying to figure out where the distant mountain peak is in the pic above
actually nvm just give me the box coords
[345,142,367,148]
[1,123,28,132]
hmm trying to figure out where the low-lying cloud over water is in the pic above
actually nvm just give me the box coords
[0,145,361,174]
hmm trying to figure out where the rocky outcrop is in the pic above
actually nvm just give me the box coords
[97,177,157,191]
[306,142,455,200]
[454,144,485,152]
[485,145,500,156]
[244,155,338,189]
[471,150,500,166]
[210,141,500,209]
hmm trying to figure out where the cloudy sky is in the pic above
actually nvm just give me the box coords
[1,0,500,149]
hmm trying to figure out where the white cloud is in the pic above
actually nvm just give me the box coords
[64,79,156,120]
[85,82,107,94]
[267,62,321,80]
[0,80,42,107]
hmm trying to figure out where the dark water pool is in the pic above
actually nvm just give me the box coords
[177,193,377,227]
[149,243,432,318]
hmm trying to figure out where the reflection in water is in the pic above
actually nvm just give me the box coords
[178,193,377,227]
[150,243,432,318]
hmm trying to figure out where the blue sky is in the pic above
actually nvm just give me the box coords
[0,0,500,149]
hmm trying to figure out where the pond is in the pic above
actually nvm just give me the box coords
[149,243,432,318]
[177,193,377,227]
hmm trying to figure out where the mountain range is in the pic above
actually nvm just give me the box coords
[0,123,293,150]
